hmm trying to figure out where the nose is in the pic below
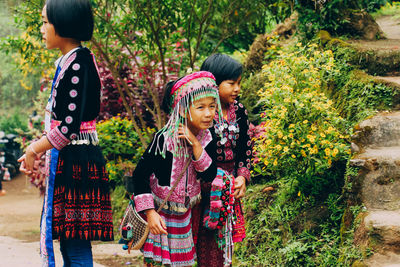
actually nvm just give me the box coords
[40,25,45,35]
[234,83,240,93]
[205,107,214,117]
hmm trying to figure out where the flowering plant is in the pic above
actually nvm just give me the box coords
[253,44,351,196]
[97,117,155,185]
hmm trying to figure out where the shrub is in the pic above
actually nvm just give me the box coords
[0,111,28,135]
[97,117,155,186]
[253,43,351,197]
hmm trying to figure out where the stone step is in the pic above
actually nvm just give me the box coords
[357,146,400,162]
[346,39,400,76]
[365,210,400,253]
[365,251,400,267]
[353,112,400,148]
[352,147,400,210]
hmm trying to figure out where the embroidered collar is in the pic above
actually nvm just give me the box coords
[54,46,81,68]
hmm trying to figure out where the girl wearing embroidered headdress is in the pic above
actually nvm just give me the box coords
[127,71,222,267]
[18,0,113,266]
[196,54,253,267]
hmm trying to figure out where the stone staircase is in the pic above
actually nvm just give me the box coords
[351,112,400,266]
[348,16,400,267]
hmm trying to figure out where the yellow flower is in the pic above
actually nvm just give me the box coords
[332,148,339,157]
[291,154,296,159]
[276,145,282,151]
[289,124,295,128]
[303,120,309,124]
[273,159,278,166]
[325,148,331,156]
[283,147,289,153]
[301,150,307,157]
[307,135,316,143]
[310,145,318,154]
[311,125,317,131]
[288,133,294,138]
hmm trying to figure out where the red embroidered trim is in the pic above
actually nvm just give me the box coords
[47,127,70,150]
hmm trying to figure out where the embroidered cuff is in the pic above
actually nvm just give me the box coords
[237,167,251,182]
[47,127,70,150]
[192,149,212,172]
[134,193,155,213]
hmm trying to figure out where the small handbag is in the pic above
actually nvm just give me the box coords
[120,159,191,253]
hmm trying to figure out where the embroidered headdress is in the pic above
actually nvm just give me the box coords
[153,71,223,157]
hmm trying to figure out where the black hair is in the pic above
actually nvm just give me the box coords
[46,0,94,41]
[161,77,184,113]
[200,54,243,85]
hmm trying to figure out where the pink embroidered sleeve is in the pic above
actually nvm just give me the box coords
[237,167,251,182]
[134,193,155,213]
[192,149,212,172]
[47,127,70,150]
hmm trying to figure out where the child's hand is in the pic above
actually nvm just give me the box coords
[18,154,32,176]
[178,124,198,146]
[233,176,246,199]
[146,209,168,235]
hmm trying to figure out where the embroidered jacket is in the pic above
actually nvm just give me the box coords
[214,100,252,182]
[46,47,101,150]
[129,129,218,213]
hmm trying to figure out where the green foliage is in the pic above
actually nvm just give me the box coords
[110,185,129,238]
[0,111,28,134]
[329,70,394,124]
[372,1,400,19]
[235,183,364,266]
[97,117,155,186]
[253,43,351,197]
[0,0,39,114]
[296,0,392,39]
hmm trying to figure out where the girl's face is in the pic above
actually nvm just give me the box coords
[187,97,217,131]
[219,76,241,105]
[40,6,63,50]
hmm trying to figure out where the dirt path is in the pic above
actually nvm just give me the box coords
[0,174,141,266]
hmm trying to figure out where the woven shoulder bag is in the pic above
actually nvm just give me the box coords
[120,159,191,253]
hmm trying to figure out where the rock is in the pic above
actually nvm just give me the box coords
[342,10,384,40]
[351,142,360,153]
[274,11,298,38]
[353,112,400,148]
[355,147,400,210]
[350,158,365,167]
[244,12,298,73]
[365,252,400,267]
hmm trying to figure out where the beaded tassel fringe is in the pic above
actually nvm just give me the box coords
[151,86,223,158]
